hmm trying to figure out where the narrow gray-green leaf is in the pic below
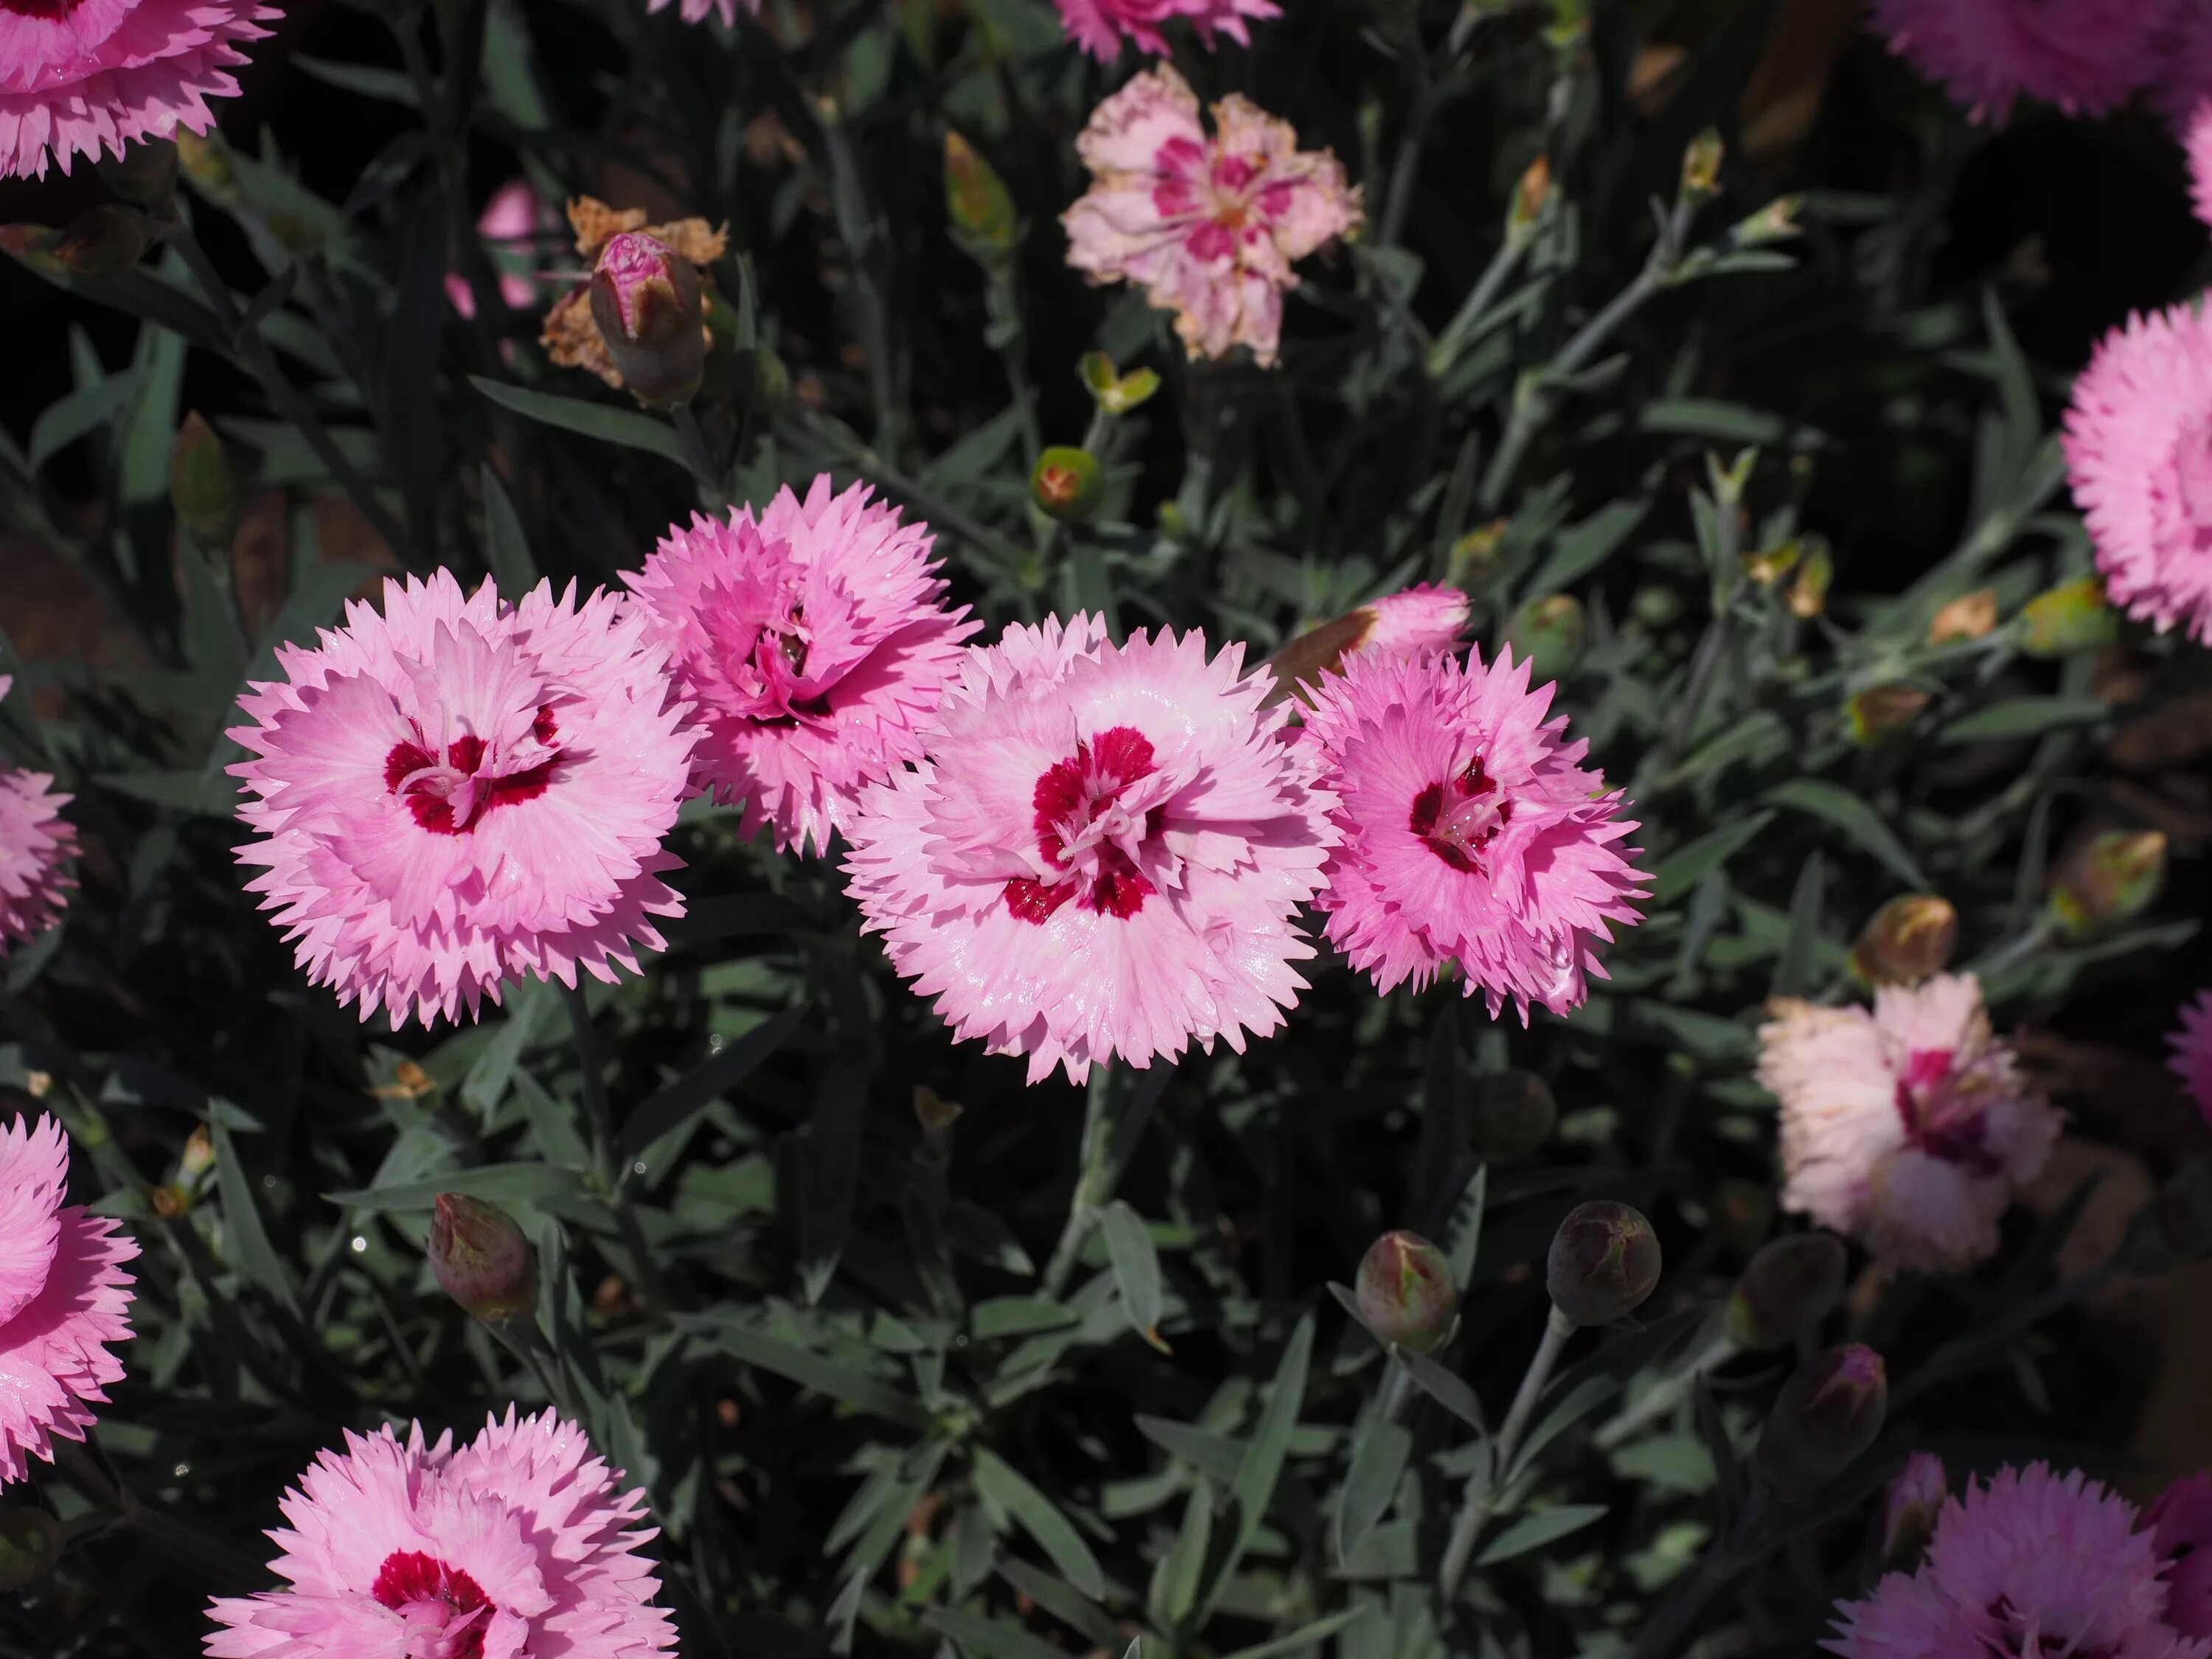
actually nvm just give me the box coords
[1647,811,1775,905]
[479,462,539,599]
[1207,1313,1312,1612]
[1764,779,1927,888]
[971,1445,1107,1600]
[29,369,147,469]
[1398,1348,1487,1433]
[675,1312,931,1427]
[1098,1199,1166,1350]
[1147,1481,1213,1632]
[923,1610,1066,1659]
[470,376,689,465]
[1938,695,2107,745]
[1336,1413,1412,1565]
[212,1118,300,1317]
[1473,1504,1607,1566]
[1216,1608,1371,1659]
[615,1006,802,1167]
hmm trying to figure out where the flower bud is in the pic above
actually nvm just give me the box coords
[2017,576,2117,657]
[175,128,238,205]
[1445,519,1510,595]
[1507,154,1551,241]
[98,139,179,208]
[1927,590,1997,645]
[1742,540,1801,588]
[170,412,240,549]
[1725,1232,1847,1350]
[1845,684,1930,746]
[944,131,1017,257]
[1755,1344,1887,1497]
[1547,1200,1661,1326]
[1354,1231,1459,1353]
[1881,1452,1947,1569]
[1079,352,1161,417]
[0,1509,61,1592]
[1679,128,1724,208]
[1786,538,1831,618]
[48,204,149,276]
[588,232,706,406]
[428,1193,538,1325]
[1468,1070,1555,1162]
[1849,895,1958,987]
[1730,195,1803,248]
[1031,446,1103,521]
[1508,593,1586,683]
[2048,829,2166,939]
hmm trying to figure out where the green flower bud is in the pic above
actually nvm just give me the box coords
[1354,1230,1459,1353]
[1078,352,1161,416]
[944,131,1017,257]
[1468,1070,1556,1162]
[1845,684,1930,746]
[429,1194,538,1326]
[1445,520,1510,597]
[0,1509,62,1591]
[2017,576,2118,657]
[1787,538,1832,619]
[1546,1200,1661,1327]
[1849,895,1958,987]
[170,412,240,549]
[2048,829,2166,939]
[1507,155,1551,243]
[1508,594,1586,682]
[1725,1232,1847,1350]
[175,128,239,207]
[588,232,706,407]
[1679,128,1724,209]
[98,139,178,209]
[1731,195,1803,248]
[1031,446,1103,521]
[1756,1344,1887,1497]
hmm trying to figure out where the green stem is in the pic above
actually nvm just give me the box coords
[1040,1065,1162,1298]
[564,983,613,1186]
[1438,1303,1574,1599]
[1427,232,1532,379]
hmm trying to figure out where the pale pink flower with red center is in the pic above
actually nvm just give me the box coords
[1759,974,2062,1274]
[646,0,757,24]
[1,0,281,180]
[1826,1464,2212,1659]
[2170,992,2212,1127]
[0,677,77,954]
[623,477,979,857]
[1863,0,2177,122]
[2152,1473,2212,1639]
[2063,302,2212,644]
[0,1113,137,1486]
[841,616,1337,1085]
[445,180,552,319]
[1063,66,1361,368]
[1053,0,1280,62]
[228,571,697,1029]
[205,1409,675,1659]
[1298,647,1644,1020]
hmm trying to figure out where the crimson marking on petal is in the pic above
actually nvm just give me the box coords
[532,703,558,745]
[1088,860,1154,919]
[1411,755,1512,875]
[1005,877,1074,925]
[385,741,437,794]
[1010,726,1163,922]
[370,1551,493,1659]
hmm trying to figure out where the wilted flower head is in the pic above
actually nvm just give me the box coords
[1863,0,2178,122]
[0,740,76,954]
[1826,1463,2212,1659]
[1300,647,1645,1019]
[2152,1473,2212,1638]
[2064,301,2212,644]
[445,179,551,318]
[1063,67,1360,368]
[2170,992,2212,1126]
[0,0,279,180]
[1054,0,1280,62]
[1759,974,2062,1273]
[841,616,1338,1085]
[543,198,726,394]
[204,1410,675,1659]
[228,571,698,1028]
[624,477,978,856]
[0,1113,138,1485]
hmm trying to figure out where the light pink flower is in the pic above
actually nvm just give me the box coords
[2152,1473,2212,1639]
[841,616,1337,1085]
[1827,1463,2212,1659]
[205,1409,675,1659]
[228,571,697,1029]
[2170,992,2212,1126]
[1352,585,1471,661]
[445,180,551,319]
[1298,647,1644,1020]
[1863,0,2177,122]
[0,1113,137,1486]
[0,679,77,949]
[2063,302,2212,644]
[1062,67,1361,368]
[645,0,757,24]
[1759,974,2062,1274]
[623,477,979,856]
[1,0,281,181]
[1053,0,1279,62]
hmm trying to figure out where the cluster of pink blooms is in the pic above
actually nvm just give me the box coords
[1757,974,2062,1274]
[1865,0,2212,125]
[1830,1458,2212,1656]
[1053,0,1279,62]
[0,678,78,956]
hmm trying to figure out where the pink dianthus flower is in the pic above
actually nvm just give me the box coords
[841,616,1337,1085]
[205,1409,675,1659]
[623,476,979,856]
[2152,1473,2212,1639]
[1298,647,1644,1019]
[1863,0,2177,122]
[0,1113,137,1486]
[228,571,697,1029]
[0,678,78,954]
[2170,991,2212,1126]
[1063,67,1361,369]
[1827,1463,2212,1659]
[1053,0,1279,62]
[1759,974,2062,1274]
[2063,301,2212,644]
[1,0,280,181]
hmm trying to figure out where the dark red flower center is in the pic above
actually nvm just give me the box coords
[0,0,72,16]
[1005,726,1162,925]
[1893,1048,2000,1173]
[1980,1596,2121,1659]
[383,705,560,835]
[372,1550,495,1659]
[1411,756,1512,874]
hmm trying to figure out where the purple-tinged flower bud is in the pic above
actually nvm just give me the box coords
[0,1509,61,1591]
[588,232,706,407]
[1547,1201,1661,1327]
[1469,1070,1556,1162]
[1725,1232,1847,1351]
[1881,1452,1947,1568]
[1354,1231,1459,1353]
[429,1193,538,1326]
[2050,829,2166,939]
[1756,1344,1887,1497]
[1849,895,1958,987]
[1031,447,1103,521]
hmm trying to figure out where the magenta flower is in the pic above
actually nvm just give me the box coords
[2171,992,2212,1126]
[1827,1463,2212,1659]
[1,0,279,181]
[0,1113,137,1486]
[841,616,1338,1085]
[1863,0,2177,122]
[228,571,698,1029]
[205,1410,675,1659]
[1759,974,2062,1273]
[623,477,979,856]
[2152,1474,2212,1639]
[1063,67,1361,368]
[2063,302,2212,644]
[1298,647,1644,1019]
[0,679,77,955]
[445,180,551,319]
[1053,0,1280,62]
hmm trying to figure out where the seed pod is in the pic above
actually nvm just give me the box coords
[588,232,706,407]
[1546,1200,1661,1326]
[1756,1344,1887,1497]
[0,1509,61,1592]
[945,131,1017,257]
[428,1194,539,1326]
[1354,1231,1459,1354]
[1725,1232,1848,1350]
[1849,895,1958,987]
[1882,1452,1948,1569]
[170,413,241,549]
[1508,593,1586,682]
[2049,829,2166,939]
[1031,446,1103,521]
[1468,1070,1556,1162]
[2017,576,2118,657]
[1845,684,1930,746]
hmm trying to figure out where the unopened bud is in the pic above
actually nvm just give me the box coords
[1680,128,1724,208]
[1731,195,1803,247]
[1446,520,1510,595]
[1849,895,1958,987]
[1725,1232,1847,1350]
[1756,1344,1887,1497]
[1846,684,1930,746]
[1742,540,1801,588]
[1787,538,1831,619]
[170,412,240,547]
[1508,593,1586,682]
[175,128,237,204]
[588,232,705,406]
[1354,1230,1459,1353]
[2017,576,2117,657]
[1508,154,1551,240]
[945,131,1017,256]
[1079,352,1161,417]
[99,139,178,209]
[1031,446,1102,521]
[0,1509,61,1591]
[1927,590,1997,645]
[1547,1200,1661,1326]
[1881,1452,1947,1568]
[49,204,148,276]
[1468,1070,1555,1162]
[429,1194,538,1325]
[2049,829,2166,938]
